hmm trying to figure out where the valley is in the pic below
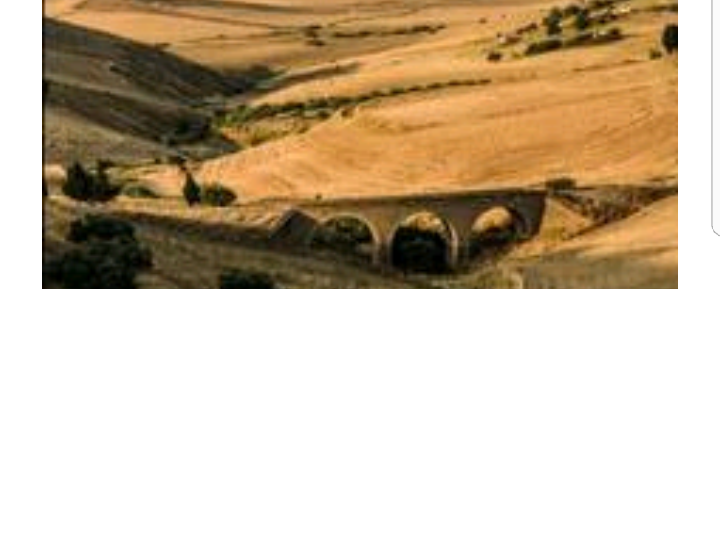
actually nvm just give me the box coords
[43,0,679,288]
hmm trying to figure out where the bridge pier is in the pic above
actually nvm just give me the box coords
[372,241,389,268]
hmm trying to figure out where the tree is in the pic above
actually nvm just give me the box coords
[544,8,563,36]
[44,215,153,288]
[662,24,678,54]
[182,171,202,206]
[62,162,95,201]
[92,160,118,201]
[61,161,119,202]
[201,183,237,207]
[574,10,590,31]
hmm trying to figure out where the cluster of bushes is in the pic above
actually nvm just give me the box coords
[526,27,622,56]
[219,269,275,288]
[526,1,621,35]
[62,161,120,203]
[183,173,237,207]
[217,79,492,127]
[67,214,136,243]
[541,4,608,36]
[43,215,153,289]
[490,1,628,59]
[329,23,445,39]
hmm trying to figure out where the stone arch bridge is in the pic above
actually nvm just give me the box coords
[270,188,547,269]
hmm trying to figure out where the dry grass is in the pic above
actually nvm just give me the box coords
[44,197,415,289]
[43,0,678,288]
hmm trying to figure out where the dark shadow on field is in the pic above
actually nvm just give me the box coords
[224,62,362,94]
[271,62,361,91]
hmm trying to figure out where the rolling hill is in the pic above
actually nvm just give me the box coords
[43,0,679,288]
[43,17,240,163]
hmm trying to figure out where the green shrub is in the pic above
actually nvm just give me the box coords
[219,269,275,288]
[183,172,202,206]
[62,162,120,202]
[662,24,678,54]
[574,10,591,31]
[544,8,564,36]
[649,48,663,60]
[546,20,562,36]
[525,38,563,56]
[201,183,237,207]
[45,215,152,288]
[122,183,159,199]
[487,51,503,62]
[68,214,136,244]
[43,240,152,289]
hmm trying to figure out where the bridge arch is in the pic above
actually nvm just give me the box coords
[388,210,460,272]
[468,204,529,260]
[308,213,382,263]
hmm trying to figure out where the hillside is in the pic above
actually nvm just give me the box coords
[43,0,678,288]
[192,1,677,199]
[50,0,676,200]
[43,18,240,163]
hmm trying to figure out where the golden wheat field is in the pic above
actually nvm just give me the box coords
[43,0,678,288]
